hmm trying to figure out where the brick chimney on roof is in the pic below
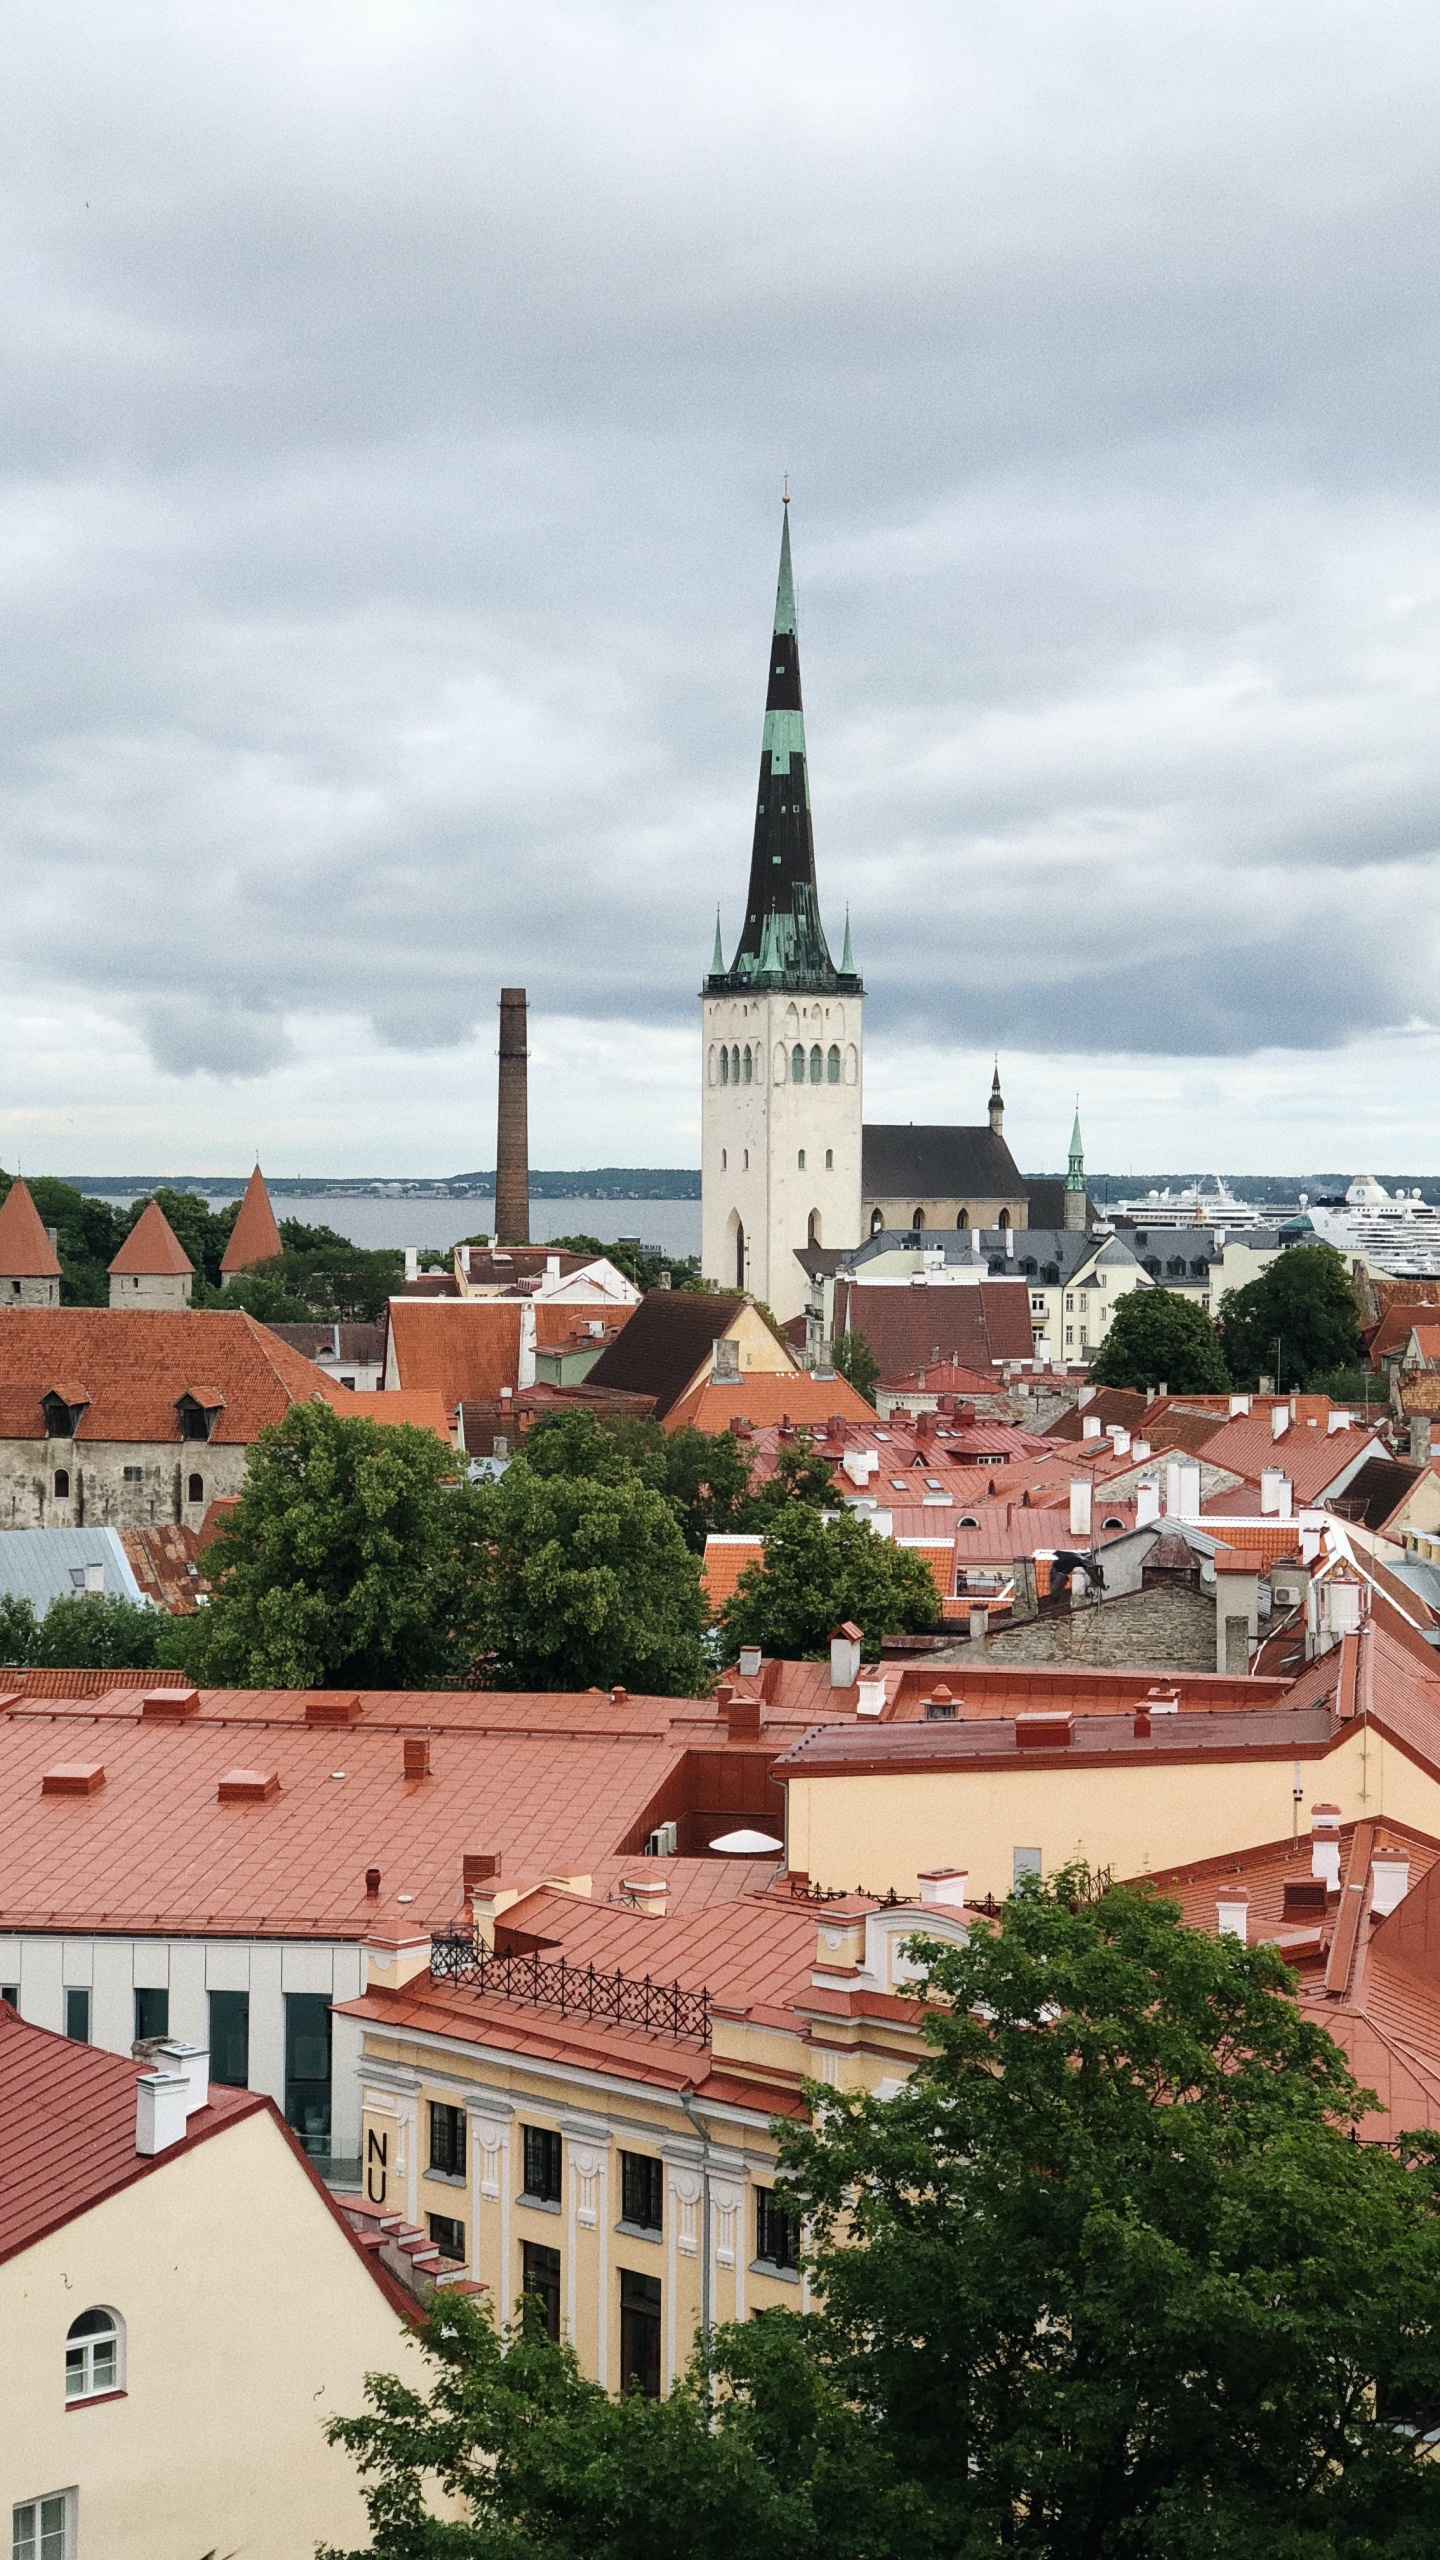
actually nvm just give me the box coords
[495,987,530,1248]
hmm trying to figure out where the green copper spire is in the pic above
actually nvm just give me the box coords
[1067,1108,1085,1191]
[711,908,725,974]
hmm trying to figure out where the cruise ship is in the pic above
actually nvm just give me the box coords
[1107,1177,1280,1233]
[1304,1176,1440,1278]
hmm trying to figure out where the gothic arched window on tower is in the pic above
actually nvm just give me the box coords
[731,1045,741,1082]
[913,1208,926,1232]
[742,1046,752,1083]
[808,1211,821,1245]
[719,1047,729,1085]
[791,1044,805,1083]
[809,1044,822,1083]
[871,1208,884,1235]
[735,1222,745,1288]
[998,1210,1010,1233]
[826,1044,840,1083]
[957,1210,969,1230]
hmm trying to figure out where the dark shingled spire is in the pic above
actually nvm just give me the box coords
[707,506,860,997]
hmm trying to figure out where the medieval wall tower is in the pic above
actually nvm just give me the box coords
[700,506,863,1323]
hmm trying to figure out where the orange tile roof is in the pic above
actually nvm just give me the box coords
[1408,1326,1440,1365]
[885,1362,1002,1398]
[702,1535,763,1609]
[345,1390,455,1444]
[0,1308,350,1444]
[386,1298,526,1404]
[108,1199,195,1277]
[0,1179,61,1278]
[667,1372,874,1434]
[532,1302,633,1353]
[220,1165,284,1273]
[1193,1519,1309,1564]
[1185,1410,1384,1501]
[119,1524,207,1614]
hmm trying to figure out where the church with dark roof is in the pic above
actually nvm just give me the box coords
[701,509,1081,1319]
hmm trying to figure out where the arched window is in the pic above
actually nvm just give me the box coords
[808,1211,821,1246]
[797,1149,806,1171]
[826,1044,840,1083]
[912,1208,926,1232]
[719,1046,729,1085]
[791,1044,805,1083]
[957,1209,968,1230]
[825,1148,833,1169]
[959,1514,980,1529]
[809,1044,822,1083]
[187,1473,204,1505]
[53,1469,69,1499]
[870,1208,884,1235]
[66,2306,123,2402]
[1102,1515,1125,1531]
[742,1045,753,1083]
[731,1045,741,1083]
[735,1222,745,1289]
[998,1210,1010,1233]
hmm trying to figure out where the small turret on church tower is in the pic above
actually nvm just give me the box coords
[989,1063,1005,1136]
[700,507,863,1322]
[1064,1108,1088,1232]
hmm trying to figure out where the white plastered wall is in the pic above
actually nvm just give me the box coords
[701,988,863,1322]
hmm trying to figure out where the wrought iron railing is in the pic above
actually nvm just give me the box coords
[784,1880,1002,1916]
[430,1931,711,2044]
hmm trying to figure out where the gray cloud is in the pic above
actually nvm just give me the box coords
[1,0,1440,1120]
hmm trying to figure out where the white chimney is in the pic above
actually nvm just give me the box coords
[546,1254,561,1280]
[917,1868,968,1909]
[969,1605,989,1645]
[1069,1477,1093,1536]
[1136,1478,1161,1527]
[855,1676,888,1718]
[159,2042,210,2117]
[830,1624,863,1688]
[842,1448,877,1488]
[1327,1411,1353,1436]
[1082,1416,1102,1440]
[1311,1834,1341,1892]
[1325,1578,1364,1637]
[404,1247,419,1285]
[136,2070,190,2157]
[1077,1385,1096,1408]
[1109,1427,1131,1456]
[1216,1891,1249,1942]
[1132,1438,1151,1460]
[1168,1460,1201,1522]
[1260,1467,1282,1515]
[83,1562,104,1594]
[1271,1405,1290,1441]
[738,1644,762,1677]
[1370,1855,1410,1916]
[1228,1394,1251,1417]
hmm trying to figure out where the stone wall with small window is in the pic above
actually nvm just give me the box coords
[0,1436,249,1531]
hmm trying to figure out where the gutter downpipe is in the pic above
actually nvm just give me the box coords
[679,2087,713,2367]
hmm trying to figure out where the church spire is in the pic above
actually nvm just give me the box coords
[989,1060,1004,1135]
[709,506,858,994]
[711,908,725,974]
[1064,1106,1087,1232]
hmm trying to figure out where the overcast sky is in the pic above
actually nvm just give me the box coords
[4,2,1440,1179]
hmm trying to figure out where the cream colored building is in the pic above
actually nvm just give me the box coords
[0,2012,421,2560]
[343,1874,965,2392]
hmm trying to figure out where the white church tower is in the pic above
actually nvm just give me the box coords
[701,504,863,1323]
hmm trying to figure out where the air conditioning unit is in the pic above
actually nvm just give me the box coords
[644,1821,678,1858]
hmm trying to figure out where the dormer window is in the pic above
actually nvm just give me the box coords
[41,1390,88,1439]
[176,1390,225,1443]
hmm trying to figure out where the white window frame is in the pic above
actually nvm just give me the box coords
[64,2306,124,2403]
[11,2490,76,2560]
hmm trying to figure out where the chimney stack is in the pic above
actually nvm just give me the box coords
[495,988,530,1247]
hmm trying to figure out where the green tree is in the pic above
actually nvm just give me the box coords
[470,1463,708,1695]
[212,1267,313,1323]
[543,1231,706,1292]
[832,1327,879,1406]
[193,1400,483,1689]
[0,1591,37,1665]
[120,1188,234,1287]
[743,1432,840,1529]
[719,1505,938,1658]
[778,1868,1440,2557]
[519,1406,752,1550]
[1219,1242,1363,1391]
[322,2289,921,2560]
[27,1593,169,1670]
[1087,1284,1229,1392]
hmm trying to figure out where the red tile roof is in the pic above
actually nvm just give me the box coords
[345,1390,455,1444]
[1177,1410,1385,1501]
[108,1199,195,1277]
[220,1165,284,1273]
[0,1179,61,1279]
[702,1536,763,1609]
[119,1524,207,1614]
[884,1362,1003,1399]
[0,1308,350,1444]
[386,1298,526,1404]
[667,1373,872,1434]
[832,1278,1035,1385]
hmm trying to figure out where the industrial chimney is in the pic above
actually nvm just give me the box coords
[495,988,530,1246]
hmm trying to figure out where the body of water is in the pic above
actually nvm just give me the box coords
[100,1192,703,1259]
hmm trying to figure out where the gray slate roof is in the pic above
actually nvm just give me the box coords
[862,1124,1026,1202]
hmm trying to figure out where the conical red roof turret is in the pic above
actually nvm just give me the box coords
[109,1199,195,1278]
[220,1166,284,1274]
[0,1178,62,1278]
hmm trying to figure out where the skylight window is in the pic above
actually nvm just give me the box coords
[890,1477,907,1490]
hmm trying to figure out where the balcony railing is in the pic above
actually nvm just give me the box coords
[430,1930,711,2044]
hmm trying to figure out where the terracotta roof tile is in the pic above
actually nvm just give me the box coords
[219,1166,283,1273]
[0,1180,61,1279]
[585,1291,751,1420]
[702,1536,763,1609]
[386,1298,526,1404]
[667,1373,870,1434]
[107,1200,195,1278]
[0,1308,350,1443]
[832,1277,1035,1385]
[345,1390,455,1444]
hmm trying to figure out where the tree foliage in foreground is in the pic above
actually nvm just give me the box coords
[719,1502,939,1658]
[470,1458,709,1695]
[778,1870,1440,2557]
[1087,1284,1230,1393]
[1219,1242,1363,1392]
[518,1406,752,1549]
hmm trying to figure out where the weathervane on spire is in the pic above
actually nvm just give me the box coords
[782,473,789,506]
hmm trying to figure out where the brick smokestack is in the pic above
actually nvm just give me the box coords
[495,988,530,1246]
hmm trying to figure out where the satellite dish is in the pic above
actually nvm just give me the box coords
[709,1827,784,1855]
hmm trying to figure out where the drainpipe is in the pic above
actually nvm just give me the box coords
[679,2088,713,2350]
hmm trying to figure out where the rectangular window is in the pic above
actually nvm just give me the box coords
[522,2124,562,2204]
[755,2187,800,2272]
[429,2102,467,2178]
[284,1991,332,2145]
[620,2152,663,2233]
[619,2268,662,2398]
[1013,1847,1043,1886]
[11,2494,72,2560]
[122,1466,143,1483]
[521,2240,561,2341]
[0,1987,18,2011]
[209,1989,249,2087]
[133,1986,169,2044]
[1065,1294,1074,1312]
[428,2212,466,2262]
[64,1988,90,2044]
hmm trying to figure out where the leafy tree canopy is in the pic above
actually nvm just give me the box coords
[1219,1242,1363,1391]
[777,1868,1440,2558]
[470,1459,708,1695]
[0,1588,201,1673]
[719,1503,938,1659]
[519,1406,751,1550]
[744,1432,842,1529]
[832,1326,879,1405]
[1087,1284,1230,1393]
[191,1400,484,1690]
[321,2290,922,2560]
